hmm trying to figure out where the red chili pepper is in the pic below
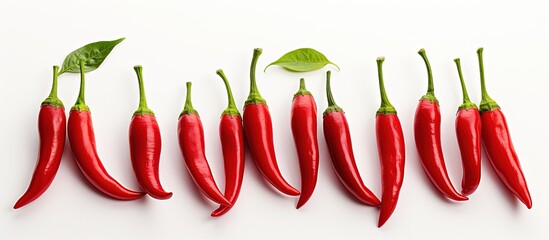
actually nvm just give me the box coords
[68,62,145,200]
[414,49,468,201]
[291,78,319,209]
[453,58,481,196]
[14,66,66,209]
[375,57,405,227]
[177,82,231,207]
[129,66,172,200]
[211,70,245,217]
[323,71,380,206]
[476,48,532,208]
[243,48,300,196]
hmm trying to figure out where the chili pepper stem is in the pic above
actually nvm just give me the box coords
[180,82,198,116]
[294,78,311,97]
[245,48,266,105]
[71,62,90,111]
[418,49,438,103]
[477,48,500,112]
[323,71,343,115]
[376,57,397,115]
[133,66,155,116]
[216,69,240,117]
[454,58,478,110]
[42,66,64,108]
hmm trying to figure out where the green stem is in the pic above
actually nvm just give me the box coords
[216,69,240,117]
[42,66,64,108]
[418,48,438,102]
[71,61,90,111]
[454,58,478,110]
[477,48,500,112]
[323,71,343,115]
[48,66,59,99]
[294,78,311,98]
[180,82,198,116]
[376,57,396,115]
[245,48,266,105]
[133,65,155,116]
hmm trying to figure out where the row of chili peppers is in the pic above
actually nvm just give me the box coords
[15,47,531,227]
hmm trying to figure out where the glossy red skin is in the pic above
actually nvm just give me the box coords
[376,113,405,227]
[211,115,245,217]
[177,114,231,206]
[323,111,380,206]
[455,108,481,196]
[414,100,468,201]
[14,105,66,209]
[129,114,172,200]
[68,110,144,200]
[243,103,300,196]
[481,109,532,208]
[291,94,319,209]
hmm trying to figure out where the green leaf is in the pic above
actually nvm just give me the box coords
[264,48,340,72]
[59,38,125,74]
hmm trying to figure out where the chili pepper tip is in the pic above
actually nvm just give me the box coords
[13,199,29,209]
[211,206,232,217]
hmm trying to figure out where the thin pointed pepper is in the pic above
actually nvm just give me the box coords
[177,82,232,207]
[129,66,172,200]
[211,70,245,217]
[414,49,468,201]
[243,48,300,196]
[14,66,66,209]
[375,57,405,227]
[476,48,532,208]
[322,71,380,206]
[68,62,145,200]
[291,78,319,209]
[453,58,481,196]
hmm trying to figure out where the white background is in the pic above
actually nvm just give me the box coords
[1,0,548,239]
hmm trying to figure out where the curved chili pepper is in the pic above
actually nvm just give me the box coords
[14,66,66,209]
[129,66,172,200]
[68,62,145,200]
[243,48,300,196]
[375,57,405,227]
[292,78,319,209]
[476,48,532,208]
[323,71,380,206]
[211,70,245,217]
[414,49,468,201]
[177,82,231,207]
[453,58,481,196]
